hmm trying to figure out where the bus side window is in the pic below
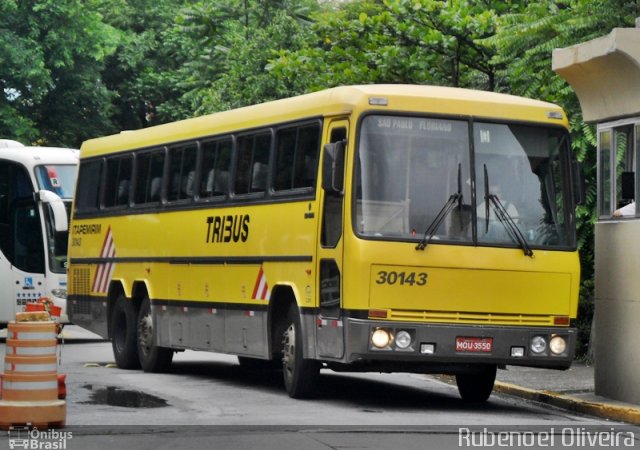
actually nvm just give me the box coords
[274,122,321,192]
[0,162,36,262]
[295,124,321,189]
[235,132,271,195]
[216,140,232,195]
[74,159,103,214]
[251,134,270,193]
[199,138,232,199]
[0,160,41,269]
[0,162,11,257]
[12,201,45,273]
[104,155,133,208]
[0,161,36,264]
[134,149,165,205]
[168,144,197,202]
[274,128,297,190]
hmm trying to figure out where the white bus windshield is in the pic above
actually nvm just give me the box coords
[355,115,573,250]
[35,164,77,199]
[35,165,77,273]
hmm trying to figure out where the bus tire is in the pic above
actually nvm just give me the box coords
[455,364,497,403]
[282,305,320,399]
[111,294,141,370]
[137,296,173,373]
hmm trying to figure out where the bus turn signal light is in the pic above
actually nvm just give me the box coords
[368,309,388,319]
[553,316,570,326]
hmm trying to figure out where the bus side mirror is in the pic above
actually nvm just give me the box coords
[322,140,346,195]
[572,160,586,206]
[38,190,68,232]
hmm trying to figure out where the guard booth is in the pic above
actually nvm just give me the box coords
[553,19,640,404]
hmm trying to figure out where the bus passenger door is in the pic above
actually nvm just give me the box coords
[10,199,47,318]
[316,120,348,359]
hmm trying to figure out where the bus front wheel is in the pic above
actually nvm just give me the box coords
[111,294,141,370]
[137,296,173,372]
[455,364,497,403]
[282,305,320,398]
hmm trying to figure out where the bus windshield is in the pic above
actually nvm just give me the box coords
[34,164,77,199]
[355,115,573,250]
[43,203,71,274]
[35,165,77,274]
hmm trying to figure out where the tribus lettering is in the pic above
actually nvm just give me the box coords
[206,215,250,243]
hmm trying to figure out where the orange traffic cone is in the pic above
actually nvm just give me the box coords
[0,319,66,429]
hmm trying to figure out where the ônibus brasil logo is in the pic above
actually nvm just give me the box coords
[8,427,73,450]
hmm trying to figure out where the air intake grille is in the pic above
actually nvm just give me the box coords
[70,267,91,296]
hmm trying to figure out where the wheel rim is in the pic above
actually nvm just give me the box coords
[113,310,126,353]
[282,323,296,384]
[138,310,153,359]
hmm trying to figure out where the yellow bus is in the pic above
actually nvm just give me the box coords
[67,85,582,401]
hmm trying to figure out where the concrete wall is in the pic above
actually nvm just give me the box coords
[553,28,640,123]
[594,221,640,404]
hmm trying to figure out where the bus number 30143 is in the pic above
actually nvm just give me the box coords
[375,271,428,286]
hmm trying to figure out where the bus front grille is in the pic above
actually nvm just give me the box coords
[387,309,555,326]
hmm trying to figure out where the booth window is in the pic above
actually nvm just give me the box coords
[598,121,639,219]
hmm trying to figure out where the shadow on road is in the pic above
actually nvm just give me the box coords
[163,359,529,416]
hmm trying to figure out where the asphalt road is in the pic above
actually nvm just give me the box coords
[1,326,638,450]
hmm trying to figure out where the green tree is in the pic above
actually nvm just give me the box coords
[96,0,195,129]
[149,0,319,119]
[267,0,524,93]
[385,0,506,90]
[0,0,119,147]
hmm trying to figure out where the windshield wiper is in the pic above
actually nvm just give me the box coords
[483,164,533,257]
[416,163,463,251]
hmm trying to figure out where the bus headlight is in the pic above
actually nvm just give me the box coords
[530,336,547,354]
[51,289,67,299]
[549,335,567,355]
[395,330,412,349]
[371,328,392,349]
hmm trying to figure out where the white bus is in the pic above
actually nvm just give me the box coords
[0,140,78,326]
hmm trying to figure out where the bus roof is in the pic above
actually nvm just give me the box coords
[0,139,24,148]
[0,146,79,168]
[80,84,568,158]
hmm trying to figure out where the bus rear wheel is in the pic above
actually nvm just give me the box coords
[137,296,173,372]
[455,364,497,403]
[111,294,140,370]
[282,305,320,398]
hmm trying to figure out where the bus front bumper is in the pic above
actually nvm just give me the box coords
[340,318,576,370]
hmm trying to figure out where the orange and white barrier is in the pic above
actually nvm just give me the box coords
[0,320,66,429]
[2,373,59,402]
[5,355,58,375]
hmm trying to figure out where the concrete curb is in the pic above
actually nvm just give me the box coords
[494,381,640,426]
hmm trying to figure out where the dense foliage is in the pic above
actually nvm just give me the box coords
[2,0,638,356]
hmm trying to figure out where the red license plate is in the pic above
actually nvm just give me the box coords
[455,337,493,353]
